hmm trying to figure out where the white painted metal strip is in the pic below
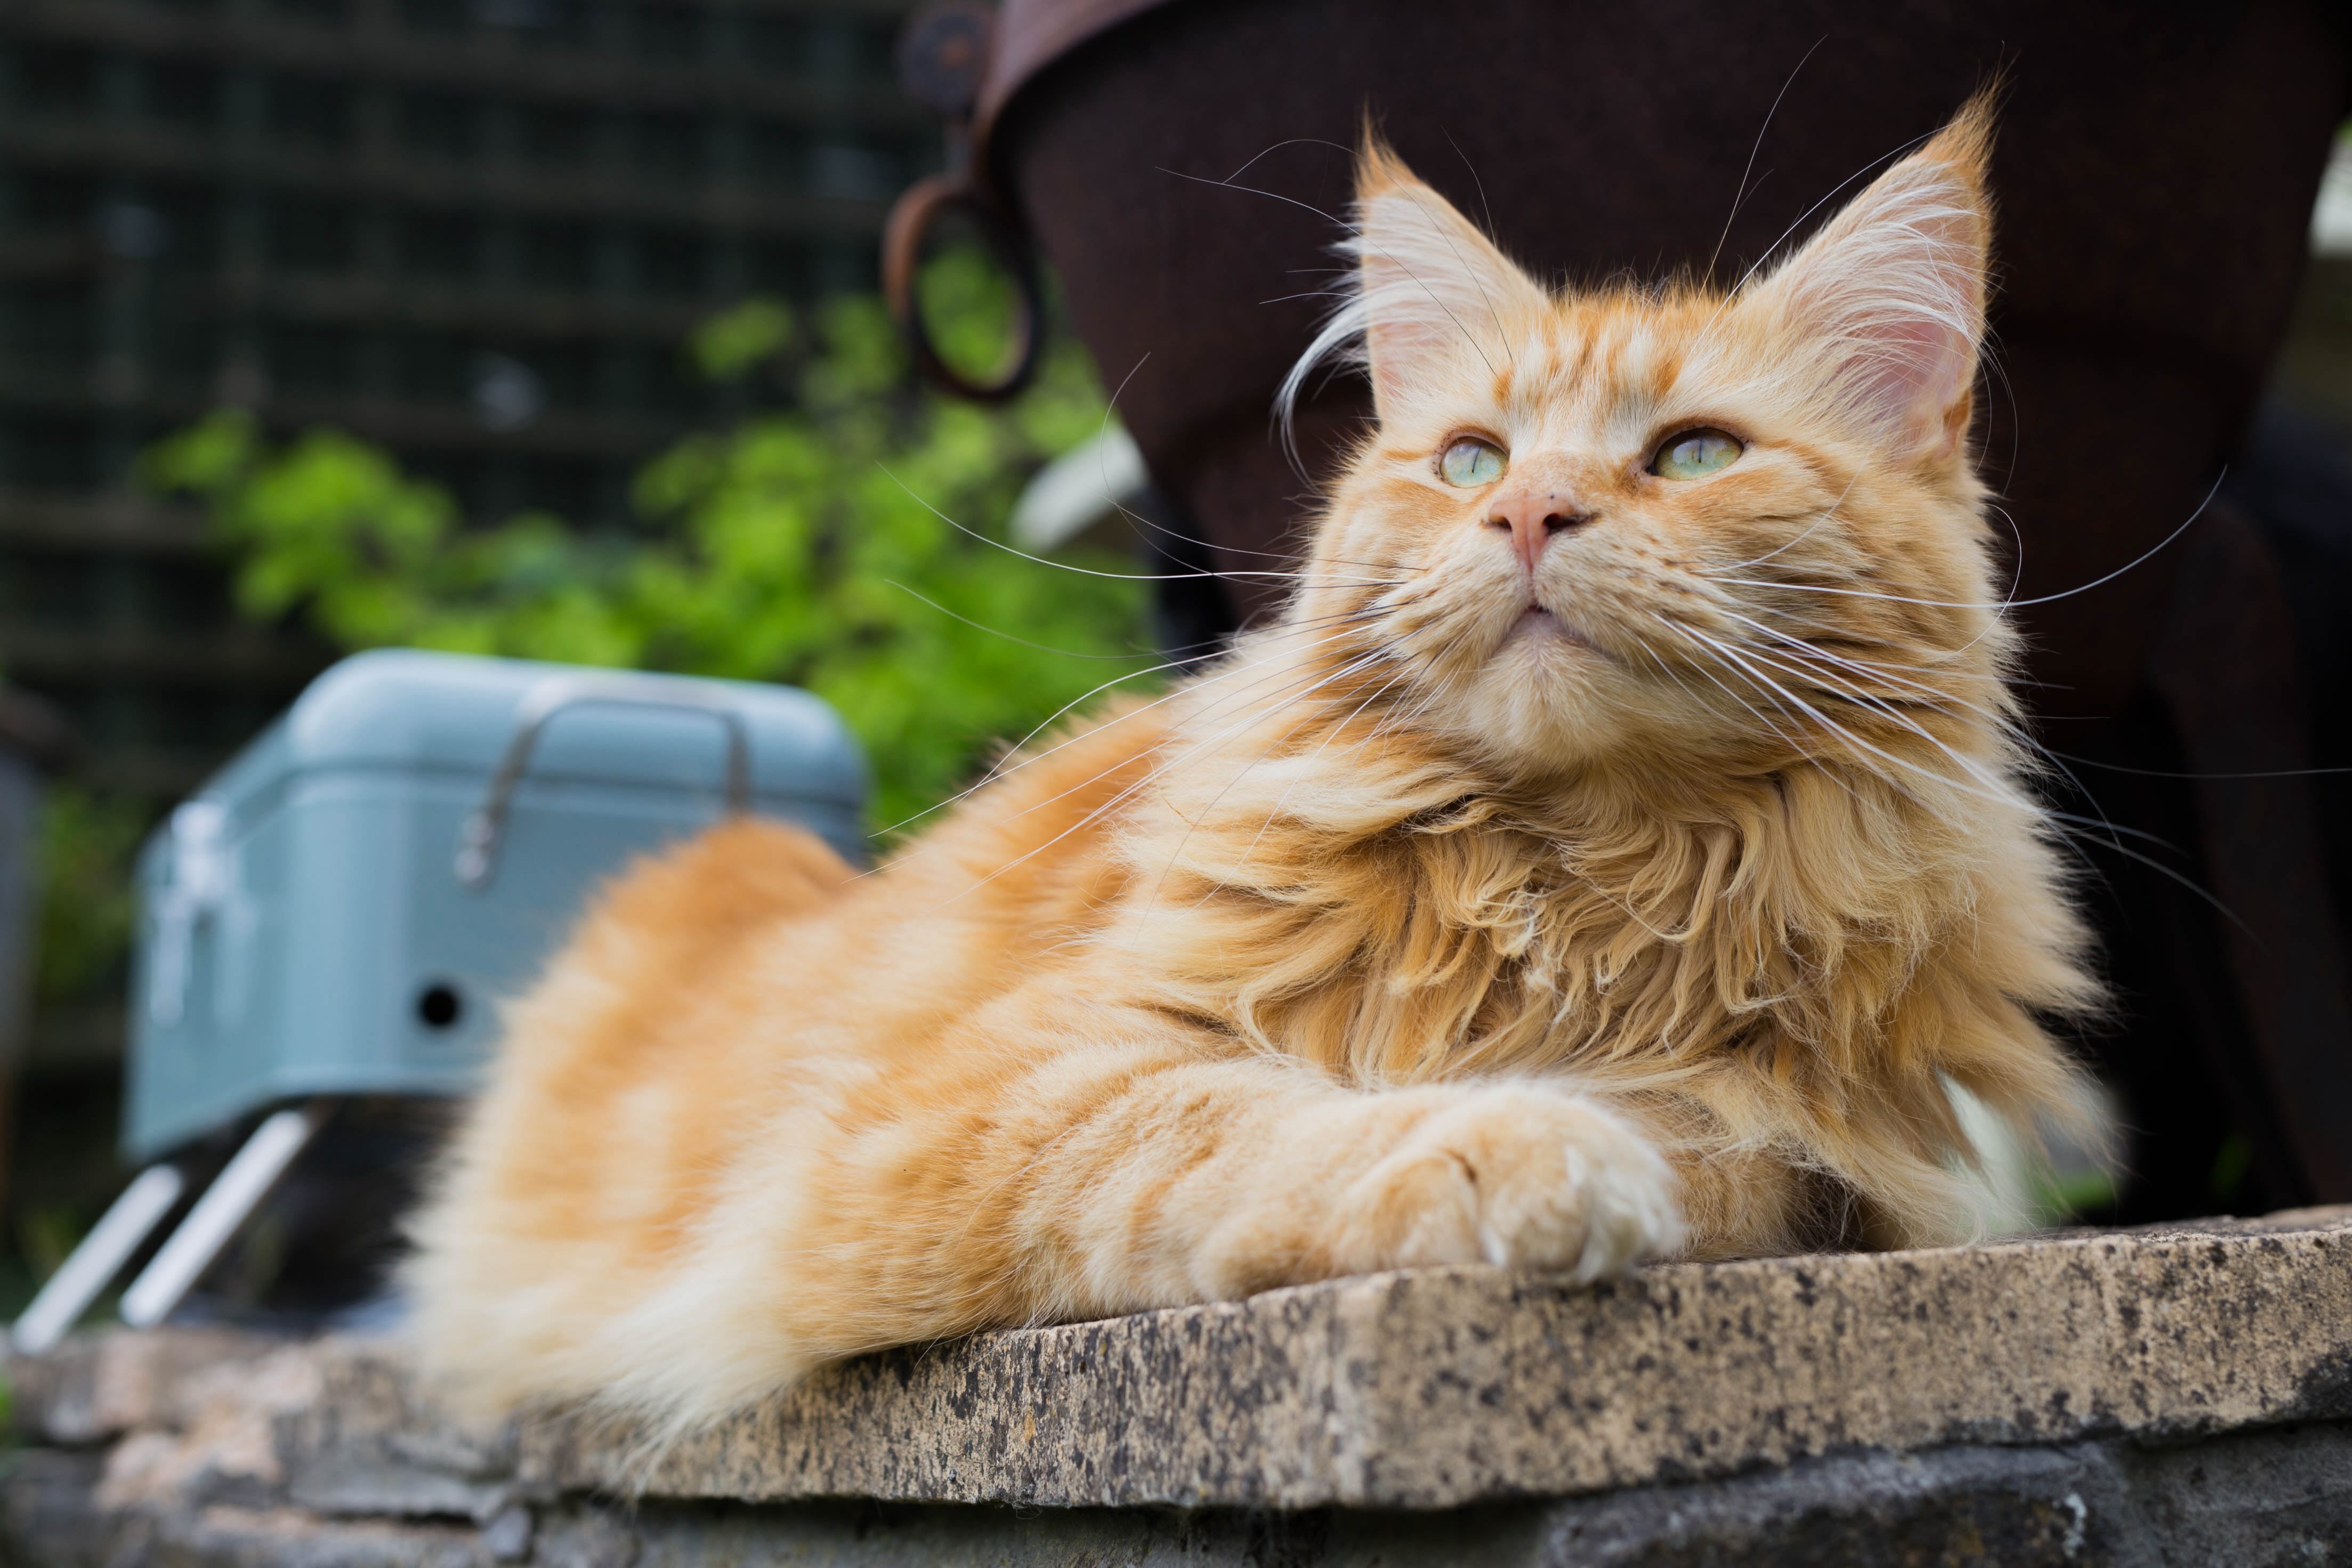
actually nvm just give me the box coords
[12,1164,187,1355]
[118,1105,328,1331]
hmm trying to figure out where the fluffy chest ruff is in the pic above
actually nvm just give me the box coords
[1070,642,2094,1249]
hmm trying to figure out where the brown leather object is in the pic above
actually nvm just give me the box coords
[983,0,2348,722]
[2145,502,2352,1202]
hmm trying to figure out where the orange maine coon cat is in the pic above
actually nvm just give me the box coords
[408,100,2098,1427]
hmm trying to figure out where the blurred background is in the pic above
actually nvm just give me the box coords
[0,0,1158,1318]
[0,0,2348,1321]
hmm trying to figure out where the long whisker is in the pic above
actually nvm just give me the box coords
[928,645,1397,909]
[1705,34,1828,283]
[1715,634,2001,788]
[1733,597,2073,691]
[869,646,1362,881]
[1667,623,1977,805]
[1084,352,1398,578]
[1205,663,1425,895]
[877,464,1409,589]
[1158,660,1412,906]
[944,613,1402,840]
[1983,496,2029,620]
[1716,612,2143,845]
[1679,624,2206,904]
[1646,620,1825,762]
[1106,494,1400,576]
[879,579,1163,662]
[1717,473,1859,571]
[1719,472,2224,613]
[2042,751,2352,782]
[1154,163,1502,391]
[1717,608,1981,713]
[1703,600,2202,886]
[1649,623,1857,794]
[866,614,1386,840]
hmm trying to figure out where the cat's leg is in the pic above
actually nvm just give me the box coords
[470,989,1690,1424]
[1024,1057,1687,1310]
[779,993,1687,1348]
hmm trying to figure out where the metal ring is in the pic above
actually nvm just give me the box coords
[882,174,1045,405]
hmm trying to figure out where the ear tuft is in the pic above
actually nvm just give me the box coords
[1745,93,1997,459]
[1278,139,1548,431]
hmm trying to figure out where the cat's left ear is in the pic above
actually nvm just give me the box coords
[1744,96,1994,461]
[1347,142,1549,421]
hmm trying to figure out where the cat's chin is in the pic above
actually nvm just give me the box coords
[1437,636,1737,782]
[1438,654,1639,776]
[1505,605,1603,656]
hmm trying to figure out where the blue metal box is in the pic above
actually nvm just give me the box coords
[123,649,867,1162]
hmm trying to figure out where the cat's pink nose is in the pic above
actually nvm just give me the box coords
[1486,494,1590,574]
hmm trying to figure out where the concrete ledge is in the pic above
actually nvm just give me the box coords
[5,1209,2350,1564]
[528,1207,2352,1509]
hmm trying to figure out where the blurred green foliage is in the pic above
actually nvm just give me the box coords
[30,787,146,1007]
[911,219,1025,387]
[144,260,1153,830]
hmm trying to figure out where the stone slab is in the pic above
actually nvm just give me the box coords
[518,1208,2352,1509]
[11,1209,2352,1517]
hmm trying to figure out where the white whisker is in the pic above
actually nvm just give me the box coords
[1717,472,2222,613]
[864,617,1385,844]
[877,464,1410,590]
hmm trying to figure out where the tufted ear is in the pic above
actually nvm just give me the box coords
[1744,97,1994,460]
[1345,143,1549,421]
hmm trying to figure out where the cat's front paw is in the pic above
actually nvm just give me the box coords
[1323,1086,1685,1282]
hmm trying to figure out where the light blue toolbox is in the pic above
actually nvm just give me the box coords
[11,649,866,1352]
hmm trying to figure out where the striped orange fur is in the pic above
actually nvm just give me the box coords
[407,98,2100,1429]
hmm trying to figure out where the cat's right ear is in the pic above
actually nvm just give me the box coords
[1347,142,1547,421]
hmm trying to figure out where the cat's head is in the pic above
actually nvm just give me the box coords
[1288,101,2011,790]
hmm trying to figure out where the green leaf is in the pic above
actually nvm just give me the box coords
[690,297,795,382]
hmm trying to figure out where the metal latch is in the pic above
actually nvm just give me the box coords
[147,799,235,1026]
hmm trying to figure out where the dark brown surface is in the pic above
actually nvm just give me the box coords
[2145,503,2352,1200]
[993,0,2347,714]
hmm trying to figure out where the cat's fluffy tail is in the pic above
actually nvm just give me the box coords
[401,816,855,1424]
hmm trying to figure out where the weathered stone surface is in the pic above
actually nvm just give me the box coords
[4,1209,2348,1565]
[0,1449,500,1568]
[9,1327,283,1446]
[10,1426,2350,1567]
[520,1207,2352,1509]
[514,1426,2352,1567]
[479,1503,535,1562]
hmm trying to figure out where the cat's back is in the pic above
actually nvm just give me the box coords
[405,699,1174,1412]
[479,692,1173,1098]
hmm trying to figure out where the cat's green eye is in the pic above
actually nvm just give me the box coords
[1650,428,1743,480]
[1438,438,1506,488]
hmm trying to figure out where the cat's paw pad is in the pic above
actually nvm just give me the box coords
[1325,1087,1685,1281]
